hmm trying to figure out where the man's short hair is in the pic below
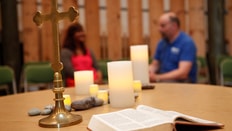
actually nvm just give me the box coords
[169,16,180,28]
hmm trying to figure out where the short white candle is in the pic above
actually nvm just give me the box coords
[89,84,99,97]
[107,61,135,108]
[133,80,142,92]
[74,70,93,95]
[63,94,71,106]
[97,90,108,104]
[130,45,149,85]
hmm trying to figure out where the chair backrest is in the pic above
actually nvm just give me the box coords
[196,56,209,83]
[220,58,232,86]
[0,66,17,94]
[98,60,109,83]
[23,63,54,92]
[24,64,54,83]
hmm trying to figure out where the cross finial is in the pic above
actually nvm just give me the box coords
[33,0,78,72]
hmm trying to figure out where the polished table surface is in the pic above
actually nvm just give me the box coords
[0,83,232,131]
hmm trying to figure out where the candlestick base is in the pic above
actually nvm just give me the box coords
[39,86,82,128]
[39,110,82,128]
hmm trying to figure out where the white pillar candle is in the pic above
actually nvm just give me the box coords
[130,45,149,85]
[97,90,108,104]
[133,80,142,92]
[107,61,135,108]
[89,84,99,97]
[74,70,93,95]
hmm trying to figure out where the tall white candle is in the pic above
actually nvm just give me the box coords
[107,61,135,108]
[74,70,93,95]
[130,45,149,85]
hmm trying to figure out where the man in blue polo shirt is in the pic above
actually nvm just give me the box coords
[149,12,197,83]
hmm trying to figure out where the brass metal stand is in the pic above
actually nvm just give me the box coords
[33,0,82,128]
[38,73,82,128]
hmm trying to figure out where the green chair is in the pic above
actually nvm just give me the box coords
[98,60,109,83]
[0,66,17,94]
[220,58,232,86]
[23,63,54,92]
[197,56,209,84]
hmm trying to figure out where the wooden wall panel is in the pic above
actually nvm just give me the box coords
[22,0,39,62]
[62,0,78,27]
[41,0,54,62]
[85,0,101,60]
[61,0,78,45]
[128,0,143,45]
[170,0,186,31]
[149,0,164,58]
[106,0,122,60]
[18,0,212,62]
[225,0,232,55]
[189,0,206,57]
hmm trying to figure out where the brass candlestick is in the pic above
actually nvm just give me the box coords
[33,0,82,128]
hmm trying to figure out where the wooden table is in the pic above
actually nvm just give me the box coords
[0,83,231,131]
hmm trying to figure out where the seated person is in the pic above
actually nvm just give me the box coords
[61,23,103,87]
[149,12,197,83]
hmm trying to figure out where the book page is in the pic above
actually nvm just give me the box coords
[166,111,224,126]
[136,105,223,127]
[90,108,172,131]
[88,105,223,131]
[136,105,174,122]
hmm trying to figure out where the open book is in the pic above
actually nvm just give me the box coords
[88,105,224,131]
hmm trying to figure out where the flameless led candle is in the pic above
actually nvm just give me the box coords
[97,90,108,104]
[63,94,71,106]
[133,80,142,92]
[130,45,149,85]
[74,70,93,95]
[89,84,99,97]
[107,61,135,108]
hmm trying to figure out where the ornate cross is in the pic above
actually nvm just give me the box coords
[33,0,82,128]
[33,0,78,73]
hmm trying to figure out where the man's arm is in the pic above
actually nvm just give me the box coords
[149,60,159,74]
[150,61,192,82]
[149,60,160,82]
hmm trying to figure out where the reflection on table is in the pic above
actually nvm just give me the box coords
[0,83,231,131]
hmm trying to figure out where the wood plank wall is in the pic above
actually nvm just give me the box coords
[85,0,101,60]
[226,0,232,55]
[60,0,78,45]
[188,0,206,57]
[149,0,164,58]
[107,0,122,60]
[128,0,143,46]
[20,0,231,63]
[41,0,54,62]
[170,0,186,31]
[22,0,39,62]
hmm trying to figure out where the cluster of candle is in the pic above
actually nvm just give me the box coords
[89,84,108,104]
[71,45,148,108]
[64,79,141,106]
